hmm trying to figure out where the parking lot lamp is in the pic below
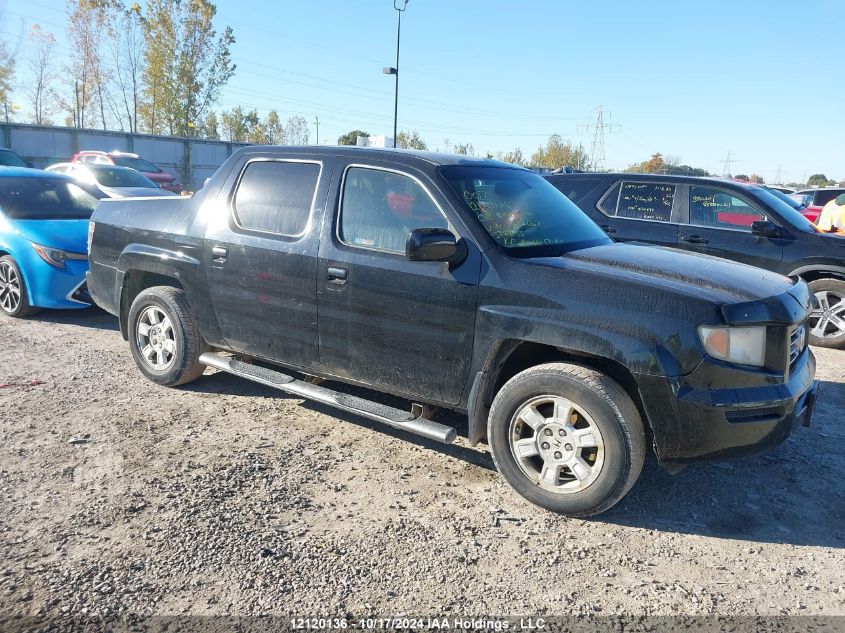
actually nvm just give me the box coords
[383,0,408,148]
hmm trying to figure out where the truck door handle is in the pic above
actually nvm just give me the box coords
[327,266,348,285]
[681,235,709,244]
[599,224,617,234]
[211,246,229,263]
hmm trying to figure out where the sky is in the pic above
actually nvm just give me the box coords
[2,0,843,182]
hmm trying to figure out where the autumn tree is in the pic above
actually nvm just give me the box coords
[0,7,16,119]
[284,115,309,145]
[66,0,114,129]
[26,25,57,125]
[107,2,146,132]
[530,135,588,170]
[199,111,219,139]
[397,130,427,150]
[220,106,254,142]
[338,130,368,145]
[141,0,235,137]
[626,153,709,177]
[265,110,284,144]
[452,142,475,156]
[498,148,526,166]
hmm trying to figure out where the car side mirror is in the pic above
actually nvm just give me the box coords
[751,220,781,239]
[406,228,466,265]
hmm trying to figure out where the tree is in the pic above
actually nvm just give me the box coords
[530,135,588,170]
[220,106,254,142]
[0,7,17,119]
[199,111,219,140]
[396,130,427,150]
[453,142,474,156]
[284,115,309,145]
[66,0,114,130]
[26,25,57,125]
[107,2,146,133]
[265,110,285,144]
[141,0,235,137]
[748,173,765,184]
[498,148,526,166]
[338,130,368,145]
[626,152,709,177]
[807,174,831,187]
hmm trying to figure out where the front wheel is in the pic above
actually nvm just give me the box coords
[0,256,40,318]
[808,278,845,349]
[127,286,207,386]
[487,362,645,517]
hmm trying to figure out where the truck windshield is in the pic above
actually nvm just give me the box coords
[0,177,103,220]
[440,165,611,256]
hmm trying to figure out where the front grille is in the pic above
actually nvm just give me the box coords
[789,323,806,373]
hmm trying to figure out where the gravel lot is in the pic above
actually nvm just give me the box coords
[0,307,843,625]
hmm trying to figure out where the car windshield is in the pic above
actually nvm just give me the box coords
[0,149,28,167]
[89,166,158,188]
[750,187,818,232]
[440,165,611,256]
[0,176,104,219]
[112,155,161,173]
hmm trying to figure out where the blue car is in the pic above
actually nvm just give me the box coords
[0,167,104,317]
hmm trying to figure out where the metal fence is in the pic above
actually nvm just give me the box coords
[0,122,250,190]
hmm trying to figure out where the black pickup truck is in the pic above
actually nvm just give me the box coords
[87,146,817,516]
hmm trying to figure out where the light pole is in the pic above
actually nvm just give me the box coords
[383,0,408,148]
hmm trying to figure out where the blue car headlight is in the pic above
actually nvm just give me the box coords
[30,242,87,269]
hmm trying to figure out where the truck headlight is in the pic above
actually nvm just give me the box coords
[698,325,767,367]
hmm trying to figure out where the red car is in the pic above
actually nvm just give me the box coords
[789,187,845,224]
[71,150,182,193]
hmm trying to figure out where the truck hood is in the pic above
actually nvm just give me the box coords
[532,243,809,324]
[11,219,90,254]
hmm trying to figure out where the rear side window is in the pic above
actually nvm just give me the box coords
[339,167,447,253]
[232,160,320,236]
[688,186,765,230]
[604,181,676,222]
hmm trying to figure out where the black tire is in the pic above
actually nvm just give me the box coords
[0,255,41,318]
[127,286,207,386]
[807,278,845,349]
[487,362,645,517]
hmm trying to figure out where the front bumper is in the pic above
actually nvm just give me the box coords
[636,348,817,465]
[24,256,91,310]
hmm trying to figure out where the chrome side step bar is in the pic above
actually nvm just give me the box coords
[199,353,457,444]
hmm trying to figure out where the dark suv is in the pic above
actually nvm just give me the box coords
[547,173,845,348]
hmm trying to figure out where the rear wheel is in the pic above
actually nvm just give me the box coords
[807,278,845,349]
[487,362,645,517]
[0,256,40,318]
[127,286,207,386]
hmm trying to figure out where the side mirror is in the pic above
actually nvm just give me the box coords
[751,220,781,239]
[406,228,465,265]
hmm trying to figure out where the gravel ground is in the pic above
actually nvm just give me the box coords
[0,307,843,625]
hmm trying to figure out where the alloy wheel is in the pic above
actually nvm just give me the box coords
[809,290,845,339]
[136,306,177,370]
[0,262,22,314]
[508,395,605,494]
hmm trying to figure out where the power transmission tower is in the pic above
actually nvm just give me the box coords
[721,151,740,177]
[774,165,783,184]
[580,105,619,172]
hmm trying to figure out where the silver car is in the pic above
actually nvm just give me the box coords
[46,163,177,198]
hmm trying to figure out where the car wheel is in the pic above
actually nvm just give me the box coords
[487,362,645,517]
[0,256,40,318]
[807,278,845,349]
[127,286,207,386]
